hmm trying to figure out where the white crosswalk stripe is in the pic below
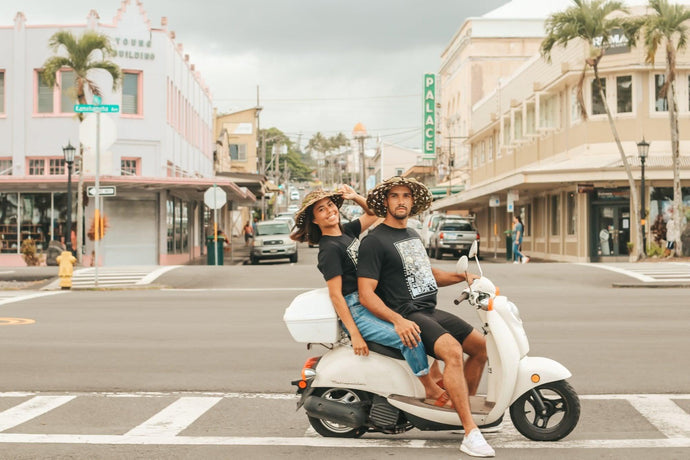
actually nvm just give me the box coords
[0,392,688,449]
[43,266,181,289]
[0,291,66,306]
[580,262,690,283]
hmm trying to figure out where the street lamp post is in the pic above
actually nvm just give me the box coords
[62,141,76,252]
[637,138,650,253]
[352,123,368,194]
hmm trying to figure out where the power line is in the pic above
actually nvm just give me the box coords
[215,94,421,102]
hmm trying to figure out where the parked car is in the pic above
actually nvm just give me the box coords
[421,213,469,254]
[290,190,300,201]
[407,218,423,234]
[428,218,480,260]
[250,220,298,264]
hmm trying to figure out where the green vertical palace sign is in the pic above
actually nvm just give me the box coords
[423,74,436,158]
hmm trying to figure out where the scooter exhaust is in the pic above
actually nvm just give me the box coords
[303,395,369,428]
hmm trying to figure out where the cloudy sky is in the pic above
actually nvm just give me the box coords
[2,0,509,148]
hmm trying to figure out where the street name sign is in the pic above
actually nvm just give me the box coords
[87,186,117,197]
[74,104,120,113]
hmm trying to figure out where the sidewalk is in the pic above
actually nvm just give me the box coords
[187,237,250,266]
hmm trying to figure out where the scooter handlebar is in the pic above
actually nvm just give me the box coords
[453,291,470,305]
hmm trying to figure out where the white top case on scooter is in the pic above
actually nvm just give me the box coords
[283,288,340,343]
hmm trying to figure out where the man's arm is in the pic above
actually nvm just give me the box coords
[431,267,478,287]
[358,277,421,348]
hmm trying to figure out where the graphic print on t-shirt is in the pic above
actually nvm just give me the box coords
[347,238,359,267]
[394,238,437,298]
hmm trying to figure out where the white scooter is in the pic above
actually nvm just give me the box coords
[283,241,580,441]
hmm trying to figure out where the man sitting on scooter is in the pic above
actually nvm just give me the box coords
[357,176,495,458]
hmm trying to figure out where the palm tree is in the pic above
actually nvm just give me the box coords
[41,30,121,263]
[641,0,690,257]
[541,0,645,259]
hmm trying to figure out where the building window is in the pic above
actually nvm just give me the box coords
[495,132,501,159]
[487,137,493,162]
[121,158,140,176]
[0,71,5,113]
[395,168,404,176]
[59,70,76,113]
[37,72,54,113]
[566,192,577,235]
[570,86,581,124]
[655,74,668,112]
[539,94,557,129]
[525,105,536,134]
[49,158,65,175]
[550,194,561,236]
[28,159,45,175]
[616,75,632,113]
[591,78,606,115]
[513,111,523,141]
[122,71,141,115]
[0,158,11,175]
[229,144,247,161]
[479,141,485,164]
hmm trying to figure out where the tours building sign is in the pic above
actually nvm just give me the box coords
[112,37,155,60]
[423,73,436,159]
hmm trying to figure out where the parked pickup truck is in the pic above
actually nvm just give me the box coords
[428,217,480,260]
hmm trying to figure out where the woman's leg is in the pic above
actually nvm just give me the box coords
[350,303,429,376]
[513,242,523,262]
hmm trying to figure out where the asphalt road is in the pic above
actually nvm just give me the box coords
[0,244,689,459]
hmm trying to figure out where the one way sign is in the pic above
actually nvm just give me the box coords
[87,186,117,197]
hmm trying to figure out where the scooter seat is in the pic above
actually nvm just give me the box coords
[366,341,404,360]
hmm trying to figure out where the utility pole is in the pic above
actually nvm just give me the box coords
[256,85,265,219]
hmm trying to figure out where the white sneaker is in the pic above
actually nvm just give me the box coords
[513,261,519,264]
[522,256,529,264]
[460,428,495,457]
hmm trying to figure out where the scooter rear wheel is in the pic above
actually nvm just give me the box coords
[509,379,580,441]
[307,388,368,438]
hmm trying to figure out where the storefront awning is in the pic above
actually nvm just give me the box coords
[0,175,256,204]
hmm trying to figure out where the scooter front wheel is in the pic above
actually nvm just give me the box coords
[509,379,580,441]
[307,388,368,438]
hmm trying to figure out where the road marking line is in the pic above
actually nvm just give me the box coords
[161,288,318,292]
[0,433,688,448]
[125,396,222,437]
[136,266,181,285]
[0,396,76,432]
[626,395,690,438]
[0,291,66,306]
[577,263,655,282]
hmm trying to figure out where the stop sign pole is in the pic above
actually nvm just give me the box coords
[204,185,227,266]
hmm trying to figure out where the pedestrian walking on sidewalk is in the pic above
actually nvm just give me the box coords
[512,215,528,264]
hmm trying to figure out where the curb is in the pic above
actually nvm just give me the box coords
[612,282,690,288]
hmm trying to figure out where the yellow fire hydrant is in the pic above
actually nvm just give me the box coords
[56,250,77,290]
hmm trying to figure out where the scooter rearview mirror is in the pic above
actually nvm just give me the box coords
[468,241,478,259]
[456,256,469,274]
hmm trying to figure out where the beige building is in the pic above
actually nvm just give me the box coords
[433,0,690,262]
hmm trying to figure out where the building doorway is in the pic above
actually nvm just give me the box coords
[592,204,630,259]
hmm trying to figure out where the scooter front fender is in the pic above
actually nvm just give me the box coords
[312,346,425,399]
[510,356,572,403]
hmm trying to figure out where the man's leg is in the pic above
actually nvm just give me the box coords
[460,330,487,396]
[433,333,477,433]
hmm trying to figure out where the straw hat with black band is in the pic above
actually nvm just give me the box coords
[293,189,345,229]
[366,176,432,218]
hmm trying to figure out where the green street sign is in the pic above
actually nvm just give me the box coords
[423,73,436,158]
[74,104,120,113]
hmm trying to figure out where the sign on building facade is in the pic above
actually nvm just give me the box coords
[423,73,436,159]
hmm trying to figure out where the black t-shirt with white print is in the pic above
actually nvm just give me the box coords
[358,223,438,317]
[317,220,362,297]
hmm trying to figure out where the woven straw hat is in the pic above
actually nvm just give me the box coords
[293,190,344,228]
[366,176,432,218]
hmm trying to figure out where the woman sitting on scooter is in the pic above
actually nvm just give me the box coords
[291,185,446,403]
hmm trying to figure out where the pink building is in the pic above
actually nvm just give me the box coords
[0,1,254,266]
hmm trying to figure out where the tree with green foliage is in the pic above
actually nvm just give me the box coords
[640,0,690,256]
[305,132,351,187]
[541,0,644,259]
[42,30,122,263]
